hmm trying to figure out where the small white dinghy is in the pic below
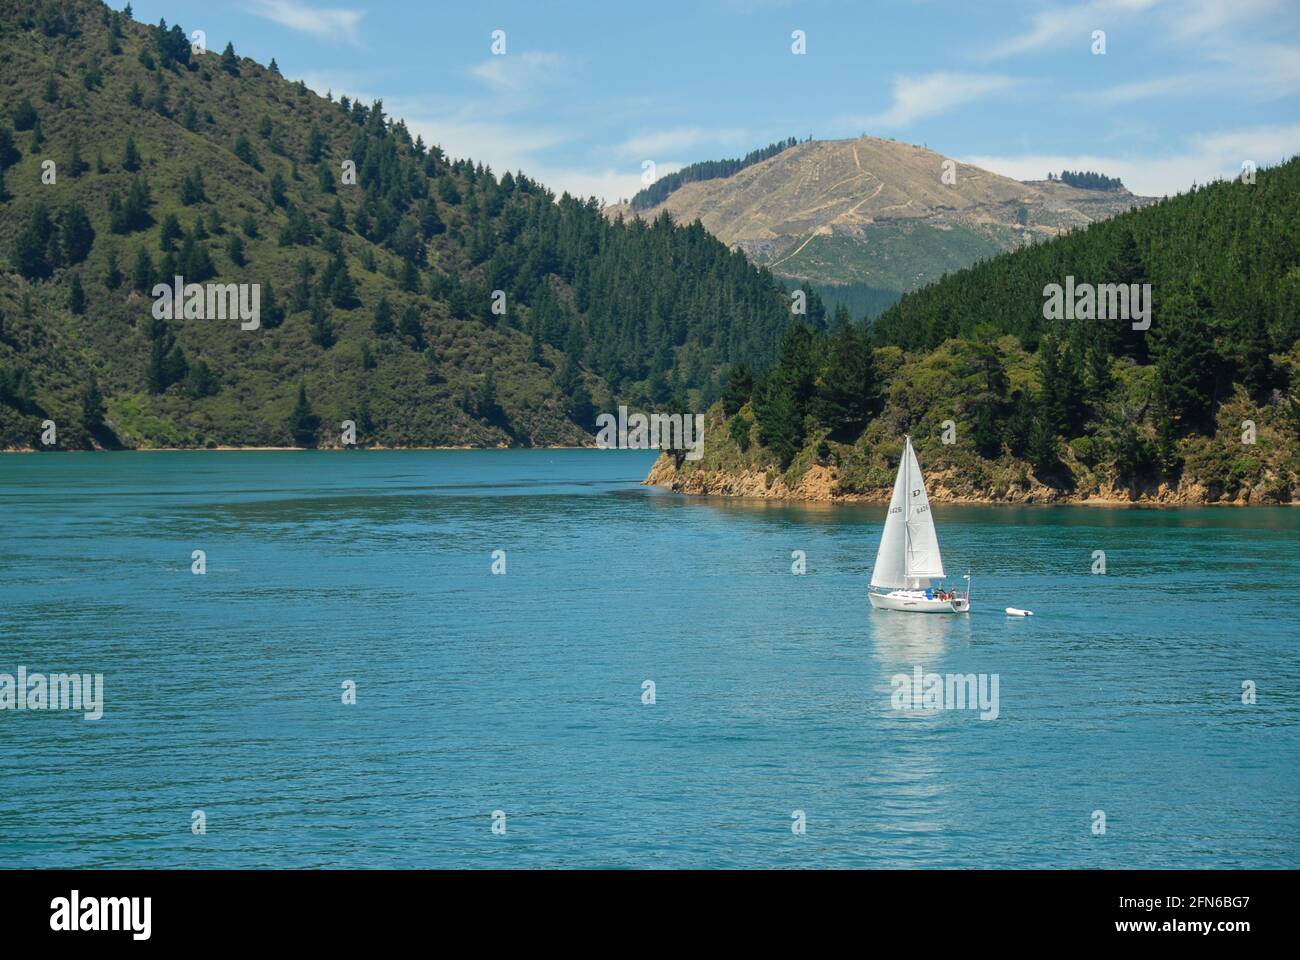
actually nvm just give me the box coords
[868,436,970,614]
[1006,607,1034,617]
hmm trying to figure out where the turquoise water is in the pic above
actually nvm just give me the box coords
[0,450,1296,868]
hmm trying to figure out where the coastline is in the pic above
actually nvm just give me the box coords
[642,453,1299,508]
[1,444,597,454]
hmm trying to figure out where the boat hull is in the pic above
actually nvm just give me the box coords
[869,589,970,614]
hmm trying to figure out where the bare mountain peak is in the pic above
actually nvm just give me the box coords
[605,136,1150,293]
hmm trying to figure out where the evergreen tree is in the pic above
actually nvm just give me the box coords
[474,370,506,426]
[306,125,326,164]
[233,135,260,169]
[123,136,141,171]
[1239,311,1273,402]
[68,140,89,178]
[288,382,320,446]
[1027,417,1060,477]
[970,402,1003,458]
[399,304,424,349]
[61,204,95,264]
[226,233,246,266]
[309,296,335,348]
[329,255,358,308]
[261,281,285,329]
[722,364,753,417]
[372,296,394,336]
[180,166,206,204]
[68,273,86,314]
[220,42,240,76]
[0,128,20,167]
[104,247,122,290]
[12,203,55,280]
[159,213,182,252]
[1155,293,1220,434]
[328,198,346,230]
[80,373,106,431]
[131,246,154,293]
[815,323,880,438]
[754,378,802,468]
[12,99,37,131]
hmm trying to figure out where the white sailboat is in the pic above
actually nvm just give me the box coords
[868,436,970,614]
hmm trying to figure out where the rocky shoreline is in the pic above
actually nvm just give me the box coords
[643,454,1298,507]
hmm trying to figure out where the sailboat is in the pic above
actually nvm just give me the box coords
[868,436,970,614]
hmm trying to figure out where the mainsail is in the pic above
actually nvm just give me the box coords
[870,436,946,589]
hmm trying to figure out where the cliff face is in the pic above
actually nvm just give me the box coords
[645,454,1298,507]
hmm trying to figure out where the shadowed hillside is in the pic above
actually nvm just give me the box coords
[0,0,797,449]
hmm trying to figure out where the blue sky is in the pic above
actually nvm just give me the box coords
[118,0,1299,199]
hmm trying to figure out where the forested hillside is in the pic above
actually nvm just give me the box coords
[656,157,1300,504]
[0,0,796,449]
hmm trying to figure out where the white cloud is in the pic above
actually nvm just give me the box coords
[966,122,1300,196]
[983,0,1162,60]
[614,127,751,159]
[862,73,1014,129]
[1082,72,1212,105]
[243,0,363,44]
[1168,0,1283,40]
[468,52,569,92]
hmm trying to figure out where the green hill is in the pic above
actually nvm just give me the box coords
[0,0,797,449]
[657,157,1300,504]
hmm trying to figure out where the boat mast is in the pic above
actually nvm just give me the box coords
[902,435,913,590]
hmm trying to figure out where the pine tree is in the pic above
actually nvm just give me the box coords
[123,136,141,172]
[475,370,505,426]
[261,281,285,329]
[1027,416,1060,477]
[399,305,424,349]
[372,296,394,336]
[0,128,19,168]
[12,203,55,280]
[1155,292,1220,434]
[233,135,260,169]
[754,378,802,468]
[328,198,346,230]
[288,382,320,446]
[80,373,106,431]
[220,42,240,76]
[159,213,182,252]
[104,248,122,290]
[68,139,89,178]
[1239,311,1273,402]
[61,204,95,264]
[722,364,753,417]
[815,322,880,438]
[68,273,86,314]
[12,99,37,131]
[131,246,154,293]
[306,125,326,164]
[309,296,335,348]
[226,233,246,266]
[329,255,358,308]
[971,402,1003,459]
